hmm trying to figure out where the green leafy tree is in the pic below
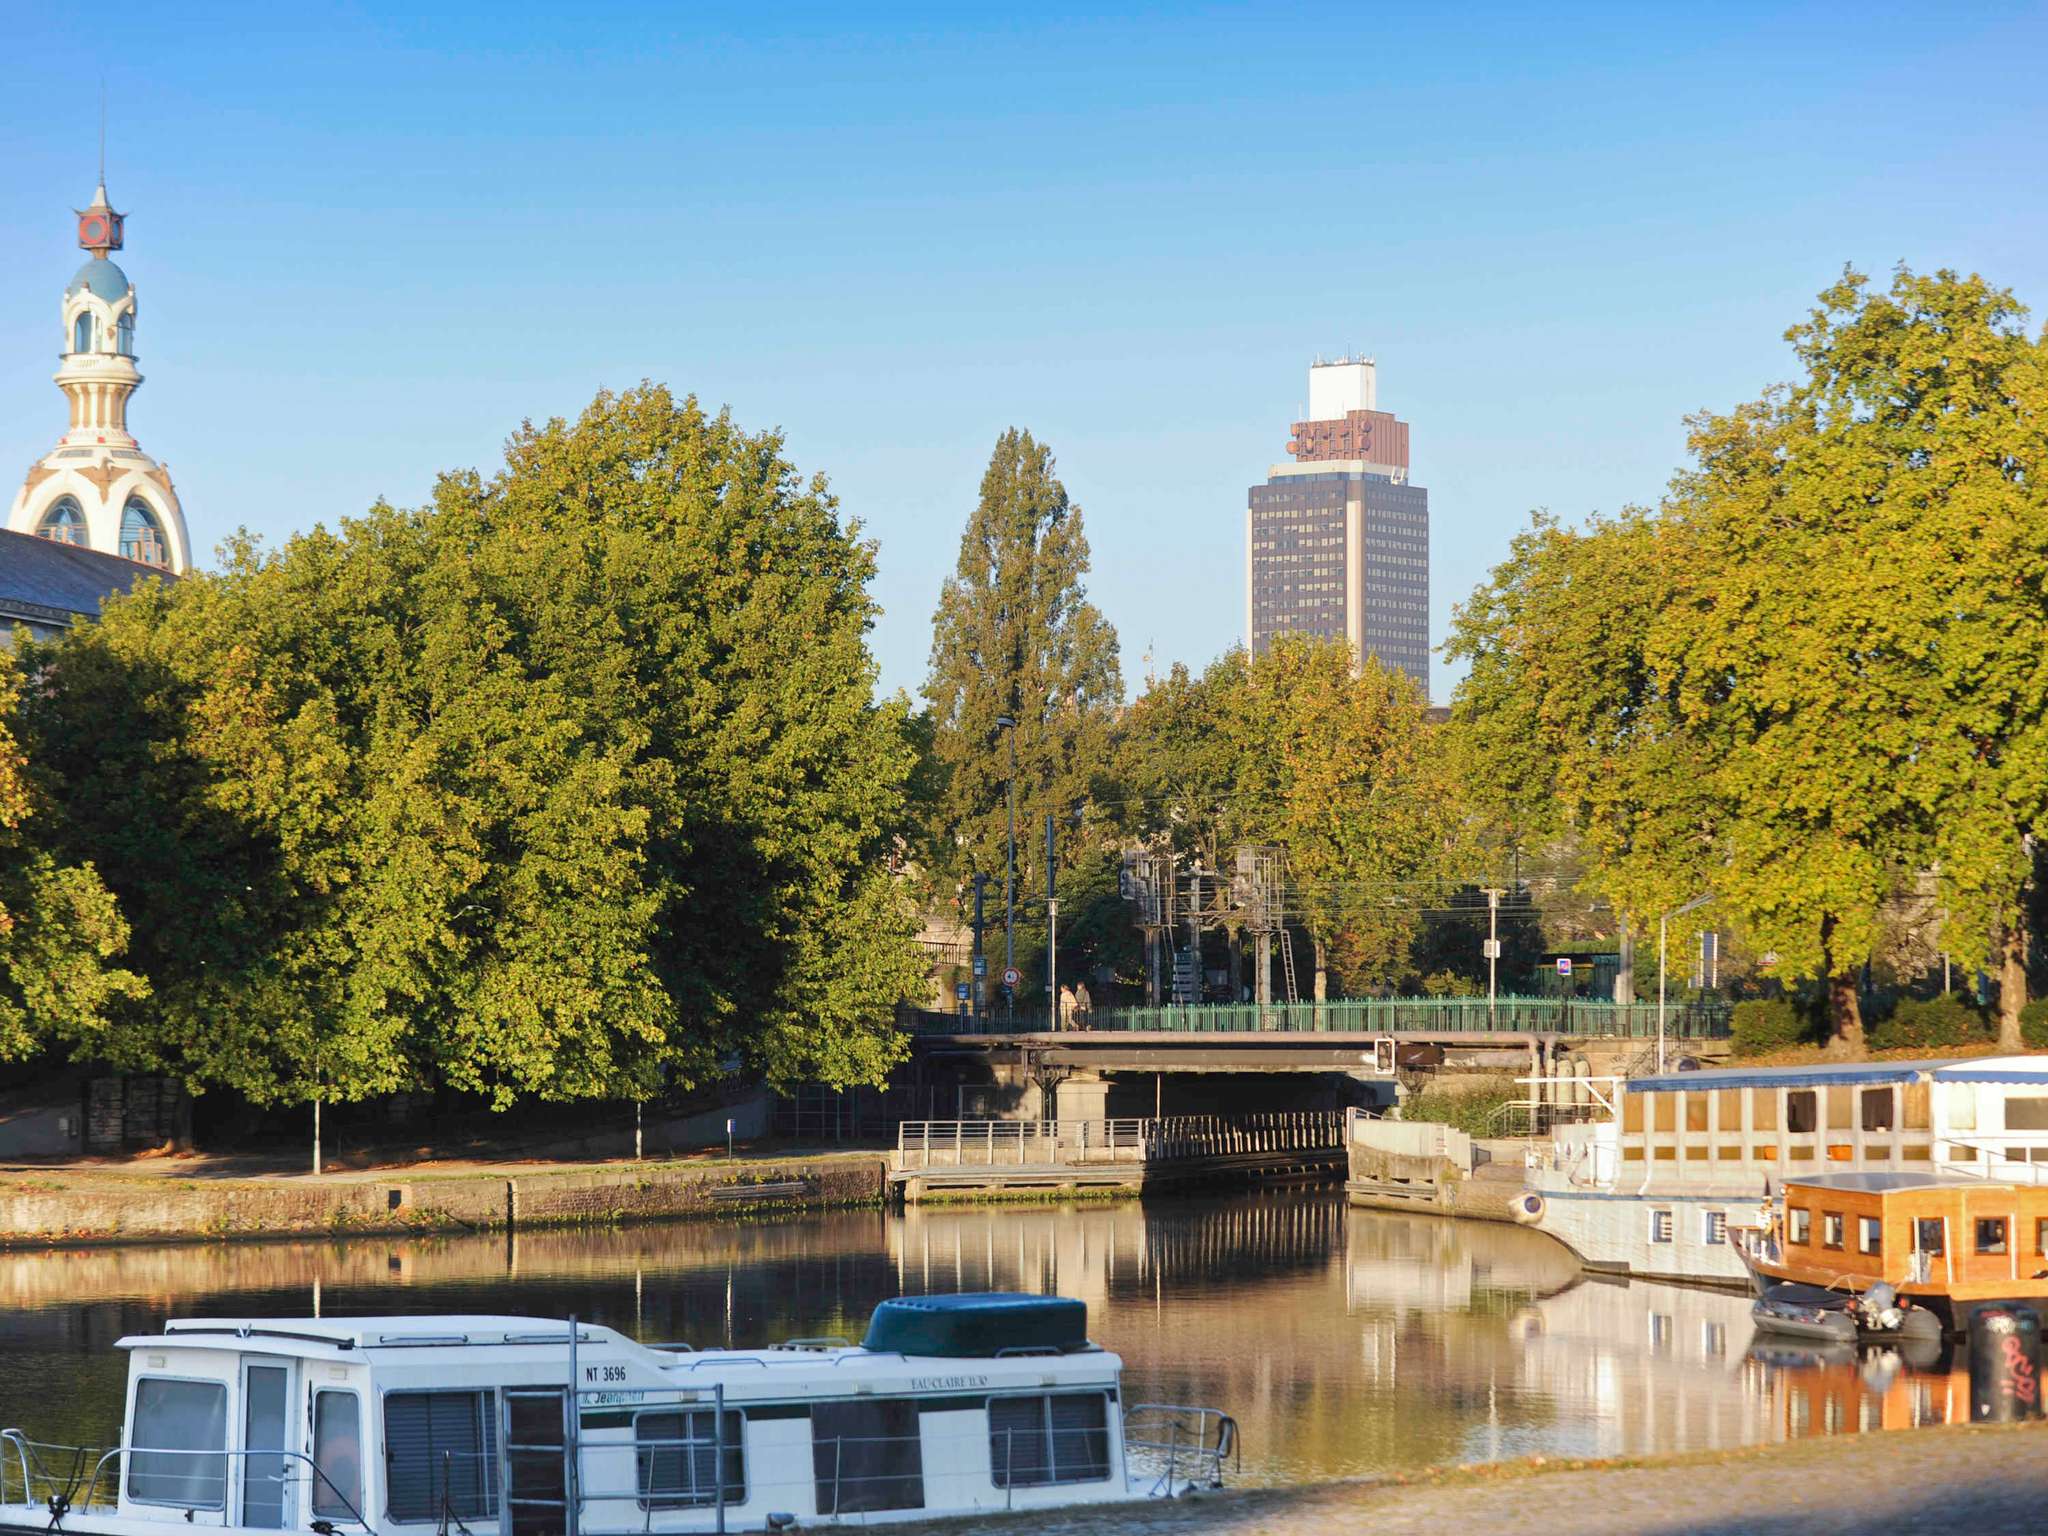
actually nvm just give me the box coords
[0,645,146,1060]
[924,429,1122,986]
[27,385,925,1107]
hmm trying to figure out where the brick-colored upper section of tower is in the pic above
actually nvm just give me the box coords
[1286,408,1410,468]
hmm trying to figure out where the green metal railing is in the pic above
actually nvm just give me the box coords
[907,995,1730,1040]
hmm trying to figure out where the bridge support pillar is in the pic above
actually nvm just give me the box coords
[1054,1072,1111,1123]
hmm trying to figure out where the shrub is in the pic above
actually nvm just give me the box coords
[1730,999,1820,1057]
[1398,1084,1521,1137]
[1868,993,1991,1052]
[2020,997,2048,1050]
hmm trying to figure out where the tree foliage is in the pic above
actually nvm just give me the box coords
[1451,267,2048,1050]
[923,428,1121,944]
[23,385,924,1105]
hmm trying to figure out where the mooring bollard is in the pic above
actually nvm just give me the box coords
[1969,1304,2042,1422]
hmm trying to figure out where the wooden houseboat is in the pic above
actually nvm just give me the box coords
[1741,1171,2048,1333]
[1521,1056,2048,1286]
[0,1295,1234,1535]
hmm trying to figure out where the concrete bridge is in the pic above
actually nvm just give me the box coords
[899,998,1730,1123]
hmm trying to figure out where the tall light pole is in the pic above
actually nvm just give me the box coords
[1481,888,1505,1021]
[995,714,1018,1017]
[1658,893,1715,1074]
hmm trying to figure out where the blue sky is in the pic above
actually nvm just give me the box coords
[4,2,2044,701]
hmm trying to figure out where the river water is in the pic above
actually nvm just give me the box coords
[0,1190,1968,1482]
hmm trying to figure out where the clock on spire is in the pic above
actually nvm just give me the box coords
[77,185,124,256]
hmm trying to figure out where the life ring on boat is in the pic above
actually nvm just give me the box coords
[1510,1192,1546,1224]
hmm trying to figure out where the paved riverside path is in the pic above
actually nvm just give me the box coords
[910,1421,2048,1536]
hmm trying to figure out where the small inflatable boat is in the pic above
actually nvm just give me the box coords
[1751,1280,1942,1346]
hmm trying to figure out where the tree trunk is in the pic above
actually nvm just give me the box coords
[1820,914,1866,1056]
[1996,908,2029,1053]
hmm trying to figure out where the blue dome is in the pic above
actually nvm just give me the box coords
[66,259,131,302]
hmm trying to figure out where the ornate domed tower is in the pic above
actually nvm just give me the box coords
[7,182,191,571]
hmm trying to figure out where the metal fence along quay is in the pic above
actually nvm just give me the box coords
[893,1114,1346,1171]
[906,997,1732,1039]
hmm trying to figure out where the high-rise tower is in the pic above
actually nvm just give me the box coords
[1244,357,1428,692]
[7,182,190,571]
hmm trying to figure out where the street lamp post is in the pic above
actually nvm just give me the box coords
[1658,893,1715,1074]
[995,715,1018,1020]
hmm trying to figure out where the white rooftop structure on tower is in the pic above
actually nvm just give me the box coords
[1306,356,1376,421]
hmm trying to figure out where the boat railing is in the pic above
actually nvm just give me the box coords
[0,1435,373,1530]
[1945,1136,2048,1183]
[1121,1403,1238,1497]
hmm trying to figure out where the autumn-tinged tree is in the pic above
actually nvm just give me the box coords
[0,646,145,1060]
[924,430,1122,976]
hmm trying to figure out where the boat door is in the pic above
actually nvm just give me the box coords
[240,1360,294,1529]
[502,1389,571,1536]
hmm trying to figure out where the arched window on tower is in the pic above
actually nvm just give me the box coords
[120,499,169,567]
[116,309,135,356]
[36,497,88,548]
[72,311,94,354]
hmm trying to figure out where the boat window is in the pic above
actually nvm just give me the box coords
[243,1364,289,1528]
[1861,1089,1895,1133]
[2037,1218,2048,1256]
[1822,1212,1844,1250]
[128,1378,228,1509]
[636,1409,744,1509]
[1714,1089,1741,1132]
[1789,1207,1811,1244]
[1787,1091,1818,1135]
[1653,1093,1676,1133]
[989,1393,1112,1487]
[1914,1217,1945,1255]
[311,1391,362,1519]
[1622,1093,1644,1133]
[1858,1216,1882,1255]
[1648,1210,1673,1244]
[384,1389,499,1523]
[2006,1097,2048,1131]
[1948,1083,1977,1132]
[1685,1094,1707,1134]
[1700,1210,1727,1246]
[812,1399,923,1515]
[1751,1090,1778,1133]
[1827,1088,1854,1130]
[1903,1083,1931,1131]
[1976,1217,2009,1256]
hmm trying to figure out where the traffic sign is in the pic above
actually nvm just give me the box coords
[1481,939,1502,960]
[972,955,987,977]
[1556,957,1573,976]
[1003,966,1022,988]
[955,981,971,1002]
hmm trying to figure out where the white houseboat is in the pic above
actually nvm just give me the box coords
[1517,1056,2048,1286]
[0,1296,1233,1535]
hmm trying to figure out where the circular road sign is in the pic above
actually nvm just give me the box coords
[1003,966,1022,988]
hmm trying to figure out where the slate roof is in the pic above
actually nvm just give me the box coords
[0,527,174,632]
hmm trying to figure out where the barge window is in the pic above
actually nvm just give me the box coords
[1976,1217,2009,1256]
[2037,1218,2048,1256]
[1861,1089,1895,1133]
[1701,1210,1727,1246]
[128,1378,228,1509]
[1788,1208,1811,1244]
[1822,1212,1844,1250]
[1648,1210,1673,1244]
[989,1394,1111,1487]
[1858,1216,1882,1255]
[1914,1218,1945,1255]
[812,1399,923,1515]
[311,1391,362,1519]
[1787,1091,1818,1135]
[384,1390,499,1523]
[636,1409,744,1509]
[2006,1097,2048,1132]
[1751,1090,1777,1133]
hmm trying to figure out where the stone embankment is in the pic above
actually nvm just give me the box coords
[915,1420,2048,1536]
[1343,1120,1527,1223]
[0,1151,887,1246]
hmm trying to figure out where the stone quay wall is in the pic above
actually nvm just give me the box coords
[0,1155,888,1247]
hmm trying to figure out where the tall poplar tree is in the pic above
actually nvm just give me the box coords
[924,430,1122,969]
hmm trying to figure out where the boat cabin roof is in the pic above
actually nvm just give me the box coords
[117,1315,625,1363]
[1784,1171,2032,1196]
[1628,1054,2048,1094]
